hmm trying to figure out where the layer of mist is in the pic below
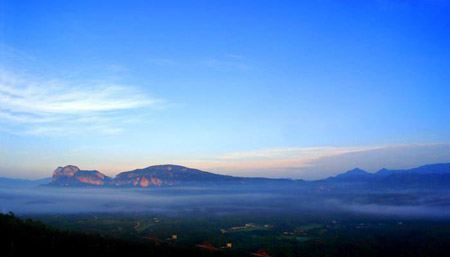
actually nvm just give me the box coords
[1,185,450,219]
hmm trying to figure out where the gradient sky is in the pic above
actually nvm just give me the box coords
[1,0,450,179]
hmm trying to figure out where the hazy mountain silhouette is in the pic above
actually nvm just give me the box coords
[0,177,51,187]
[321,163,450,188]
[2,163,449,189]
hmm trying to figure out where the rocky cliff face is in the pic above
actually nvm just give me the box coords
[50,164,238,187]
[49,164,291,188]
[51,165,110,186]
[112,174,163,187]
[111,164,237,187]
[53,165,80,179]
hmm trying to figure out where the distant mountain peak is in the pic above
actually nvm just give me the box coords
[338,168,370,177]
[375,168,391,176]
[346,168,368,174]
[327,167,372,181]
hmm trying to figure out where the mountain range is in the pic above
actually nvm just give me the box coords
[49,164,290,187]
[322,163,450,188]
[2,163,450,188]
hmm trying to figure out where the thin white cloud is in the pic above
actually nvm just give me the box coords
[181,146,378,175]
[180,143,450,179]
[0,69,163,136]
[219,146,375,161]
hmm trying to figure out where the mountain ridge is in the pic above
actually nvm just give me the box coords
[0,177,51,187]
[320,163,450,188]
[49,164,294,187]
[7,162,450,188]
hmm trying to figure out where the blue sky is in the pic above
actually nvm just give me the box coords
[1,0,450,179]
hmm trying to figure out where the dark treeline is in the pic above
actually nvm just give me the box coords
[0,213,229,257]
[2,212,450,257]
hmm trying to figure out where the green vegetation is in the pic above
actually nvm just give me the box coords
[22,212,450,257]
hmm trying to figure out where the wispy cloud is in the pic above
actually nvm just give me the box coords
[181,143,450,179]
[219,146,373,161]
[182,146,377,176]
[0,69,163,136]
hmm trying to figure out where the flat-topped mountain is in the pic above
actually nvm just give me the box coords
[51,165,111,186]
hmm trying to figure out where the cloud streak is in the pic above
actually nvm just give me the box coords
[0,69,163,136]
[182,143,450,179]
